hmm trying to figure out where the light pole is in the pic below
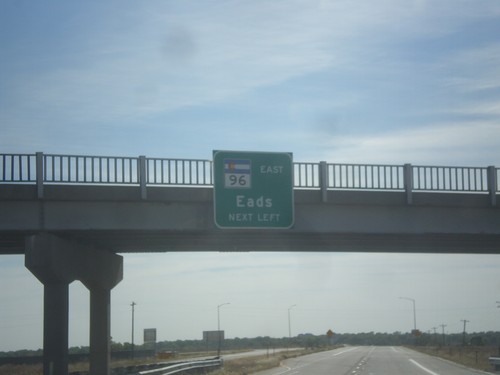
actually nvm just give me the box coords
[217,303,230,356]
[288,304,297,339]
[440,324,447,346]
[461,319,469,346]
[399,297,416,332]
[131,302,137,358]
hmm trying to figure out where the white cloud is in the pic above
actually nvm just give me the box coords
[447,100,500,117]
[440,42,500,93]
[7,0,499,127]
[319,121,500,166]
[4,2,339,125]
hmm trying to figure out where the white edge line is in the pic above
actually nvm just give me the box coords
[409,358,441,375]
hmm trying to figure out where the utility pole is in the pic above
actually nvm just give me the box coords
[440,324,447,346]
[131,302,137,358]
[461,319,470,346]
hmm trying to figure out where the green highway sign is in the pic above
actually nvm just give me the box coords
[213,151,294,229]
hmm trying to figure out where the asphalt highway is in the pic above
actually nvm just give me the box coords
[253,346,492,375]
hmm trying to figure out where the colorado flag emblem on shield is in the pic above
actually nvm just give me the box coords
[223,159,251,188]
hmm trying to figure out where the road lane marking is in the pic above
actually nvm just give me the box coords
[332,347,359,356]
[273,364,293,375]
[274,347,365,375]
[409,359,441,375]
[274,347,363,374]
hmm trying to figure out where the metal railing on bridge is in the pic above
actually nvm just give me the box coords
[1,153,498,204]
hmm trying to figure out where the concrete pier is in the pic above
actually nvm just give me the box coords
[25,233,123,375]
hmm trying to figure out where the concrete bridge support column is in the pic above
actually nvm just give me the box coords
[43,282,70,375]
[25,233,123,375]
[80,249,123,375]
[89,288,112,375]
[25,235,75,375]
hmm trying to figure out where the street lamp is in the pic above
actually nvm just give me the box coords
[399,297,416,332]
[288,304,297,339]
[217,303,230,356]
[131,302,137,358]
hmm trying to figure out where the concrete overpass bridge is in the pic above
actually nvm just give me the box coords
[1,152,499,375]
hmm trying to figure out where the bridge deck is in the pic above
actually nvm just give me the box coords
[1,184,499,254]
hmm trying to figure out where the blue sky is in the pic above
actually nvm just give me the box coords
[1,0,500,351]
[2,0,500,164]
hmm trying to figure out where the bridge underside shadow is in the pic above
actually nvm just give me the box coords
[47,230,500,254]
[2,230,500,254]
